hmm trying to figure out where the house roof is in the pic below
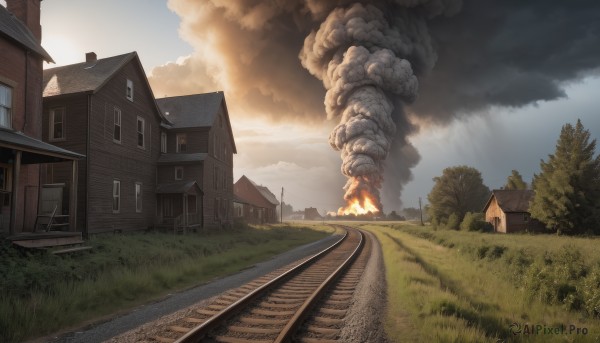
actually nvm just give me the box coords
[240,175,280,206]
[157,153,207,165]
[43,53,136,97]
[156,180,203,195]
[0,128,84,163]
[483,189,534,213]
[0,5,53,62]
[157,93,237,153]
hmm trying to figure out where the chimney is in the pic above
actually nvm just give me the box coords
[6,0,42,42]
[86,52,97,63]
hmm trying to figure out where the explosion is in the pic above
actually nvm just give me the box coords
[338,191,379,216]
[300,4,421,214]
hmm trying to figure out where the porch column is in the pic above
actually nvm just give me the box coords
[9,150,21,235]
[69,160,78,232]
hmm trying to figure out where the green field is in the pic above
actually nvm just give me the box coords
[361,222,600,342]
[0,223,332,342]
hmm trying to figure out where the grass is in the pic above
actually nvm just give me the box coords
[0,223,333,342]
[358,222,600,342]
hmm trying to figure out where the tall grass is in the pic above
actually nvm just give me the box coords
[0,224,331,342]
[362,223,600,342]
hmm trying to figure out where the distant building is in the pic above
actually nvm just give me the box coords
[482,189,545,233]
[1,0,82,234]
[233,175,279,224]
[304,207,322,220]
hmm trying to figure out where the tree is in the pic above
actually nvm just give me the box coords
[505,170,528,190]
[427,165,490,226]
[402,207,421,220]
[530,119,600,234]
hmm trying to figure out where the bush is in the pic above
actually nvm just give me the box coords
[445,213,460,230]
[460,212,488,231]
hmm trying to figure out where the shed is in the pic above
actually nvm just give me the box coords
[482,189,545,233]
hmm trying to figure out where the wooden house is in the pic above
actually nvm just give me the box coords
[42,52,164,234]
[0,0,82,235]
[233,175,279,224]
[156,93,236,229]
[483,189,545,233]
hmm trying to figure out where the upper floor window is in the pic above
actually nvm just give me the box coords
[137,116,145,149]
[176,133,187,153]
[113,107,121,143]
[126,79,134,101]
[161,132,167,153]
[49,107,65,141]
[0,84,12,129]
[175,166,184,180]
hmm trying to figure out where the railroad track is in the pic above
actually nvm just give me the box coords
[145,225,369,343]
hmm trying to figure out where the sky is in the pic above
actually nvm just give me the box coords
[14,0,600,214]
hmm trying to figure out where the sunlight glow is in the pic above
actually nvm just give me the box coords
[42,35,82,68]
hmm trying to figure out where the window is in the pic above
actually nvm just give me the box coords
[0,84,12,128]
[135,182,142,213]
[126,79,134,101]
[113,180,120,213]
[188,195,197,214]
[214,198,220,220]
[137,116,145,148]
[524,213,530,222]
[176,134,187,152]
[49,107,65,141]
[113,107,121,143]
[175,166,183,180]
[161,132,167,153]
[214,166,218,190]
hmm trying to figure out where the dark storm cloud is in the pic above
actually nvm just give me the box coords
[153,0,600,211]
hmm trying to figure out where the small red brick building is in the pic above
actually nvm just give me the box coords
[233,175,279,224]
[483,189,545,233]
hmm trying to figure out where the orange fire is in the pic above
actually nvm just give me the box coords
[337,192,380,216]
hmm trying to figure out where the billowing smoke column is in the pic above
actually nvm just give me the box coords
[300,4,420,213]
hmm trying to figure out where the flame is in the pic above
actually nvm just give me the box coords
[337,192,380,216]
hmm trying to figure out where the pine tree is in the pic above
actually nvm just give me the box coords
[505,170,528,190]
[530,119,600,234]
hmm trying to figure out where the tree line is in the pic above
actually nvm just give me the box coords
[426,119,600,235]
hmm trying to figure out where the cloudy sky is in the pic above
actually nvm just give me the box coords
[22,0,600,214]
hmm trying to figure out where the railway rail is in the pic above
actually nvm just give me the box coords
[144,225,370,343]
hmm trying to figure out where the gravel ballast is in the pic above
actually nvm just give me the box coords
[338,229,389,343]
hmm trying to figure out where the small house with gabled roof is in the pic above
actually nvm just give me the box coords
[42,52,164,234]
[234,175,279,224]
[483,189,545,233]
[157,92,237,228]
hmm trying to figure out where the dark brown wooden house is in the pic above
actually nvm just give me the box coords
[233,175,279,224]
[483,189,545,233]
[156,93,236,228]
[42,52,164,234]
[0,0,82,235]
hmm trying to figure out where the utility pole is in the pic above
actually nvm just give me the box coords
[419,197,424,226]
[280,187,284,224]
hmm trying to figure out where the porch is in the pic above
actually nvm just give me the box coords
[155,181,203,233]
[0,129,83,237]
